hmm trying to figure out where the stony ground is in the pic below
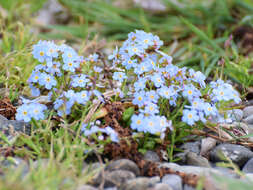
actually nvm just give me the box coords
[1,103,253,190]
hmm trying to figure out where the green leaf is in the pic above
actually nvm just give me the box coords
[122,107,135,122]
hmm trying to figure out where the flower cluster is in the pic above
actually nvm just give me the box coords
[81,122,119,143]
[16,30,241,144]
[108,30,241,132]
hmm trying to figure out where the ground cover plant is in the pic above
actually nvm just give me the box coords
[1,0,253,190]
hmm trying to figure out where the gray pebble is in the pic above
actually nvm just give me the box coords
[180,141,200,155]
[106,159,140,176]
[183,184,196,190]
[186,152,211,167]
[144,151,160,162]
[153,183,173,190]
[162,174,182,190]
[243,115,253,125]
[104,170,136,187]
[120,177,157,190]
[210,144,253,167]
[76,185,98,190]
[243,106,253,118]
[243,158,253,173]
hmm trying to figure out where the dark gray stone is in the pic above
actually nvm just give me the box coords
[243,158,253,173]
[162,174,183,190]
[243,115,253,125]
[180,141,200,155]
[153,183,173,190]
[76,185,98,190]
[210,144,253,167]
[83,162,105,186]
[104,170,136,187]
[120,177,157,190]
[243,106,253,118]
[106,159,140,176]
[0,116,31,138]
[186,152,211,167]
[183,184,196,190]
[144,151,160,162]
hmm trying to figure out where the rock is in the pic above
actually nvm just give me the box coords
[243,106,253,118]
[159,162,222,176]
[210,144,253,167]
[228,109,243,121]
[119,177,158,190]
[243,158,253,173]
[186,152,211,167]
[243,115,253,125]
[183,184,196,190]
[104,170,136,187]
[106,159,140,176]
[213,167,239,178]
[0,117,31,139]
[83,162,105,186]
[180,141,200,155]
[162,174,182,190]
[152,183,173,190]
[76,185,98,190]
[34,0,69,26]
[105,187,118,190]
[144,151,160,162]
[200,137,216,156]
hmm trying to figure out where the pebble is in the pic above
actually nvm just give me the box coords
[162,174,182,190]
[243,115,253,125]
[106,159,140,176]
[152,183,173,190]
[0,115,31,139]
[186,152,211,168]
[159,162,222,176]
[242,158,253,173]
[119,177,158,190]
[243,106,253,118]
[183,184,196,190]
[144,151,160,162]
[76,185,98,190]
[200,137,216,156]
[104,170,136,187]
[210,144,253,167]
[180,141,200,155]
[213,167,239,178]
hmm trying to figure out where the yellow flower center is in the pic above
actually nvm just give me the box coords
[46,77,51,82]
[39,51,44,56]
[188,90,193,95]
[138,96,142,101]
[144,39,149,44]
[137,120,141,125]
[23,111,28,116]
[68,62,73,66]
[188,114,193,119]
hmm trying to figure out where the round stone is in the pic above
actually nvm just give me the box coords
[106,159,140,176]
[162,174,183,190]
